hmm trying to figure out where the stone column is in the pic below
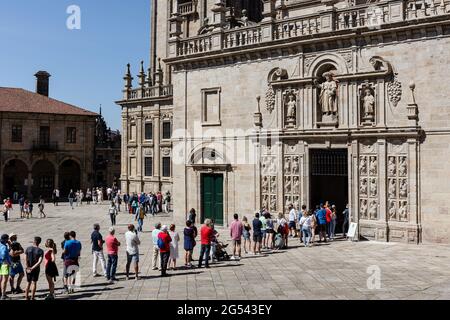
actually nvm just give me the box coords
[136,109,143,192]
[351,140,359,240]
[408,137,420,243]
[153,110,161,182]
[121,112,129,193]
[378,138,388,240]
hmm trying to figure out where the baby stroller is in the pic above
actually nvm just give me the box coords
[214,241,231,261]
[274,232,284,250]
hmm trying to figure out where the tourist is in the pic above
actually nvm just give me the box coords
[2,200,9,222]
[27,200,33,219]
[152,223,162,270]
[299,210,312,247]
[252,212,263,255]
[316,204,328,243]
[198,219,213,269]
[98,188,103,204]
[188,208,196,224]
[229,213,243,260]
[131,199,139,216]
[265,212,274,250]
[19,195,25,218]
[52,189,57,206]
[92,188,98,204]
[157,192,162,212]
[242,216,251,254]
[157,225,172,276]
[115,193,122,212]
[105,227,120,283]
[210,220,219,262]
[310,209,317,244]
[75,190,80,207]
[325,202,332,240]
[259,211,267,249]
[330,205,337,240]
[342,204,350,238]
[135,203,146,232]
[79,190,84,206]
[298,205,308,244]
[8,234,24,294]
[164,191,171,213]
[277,212,288,249]
[183,220,196,268]
[123,193,129,212]
[63,231,82,293]
[44,239,59,300]
[38,196,46,218]
[91,224,107,278]
[86,188,92,205]
[68,190,75,210]
[60,232,70,293]
[109,201,118,226]
[0,234,11,300]
[168,224,180,270]
[288,204,298,237]
[125,224,141,280]
[24,237,44,300]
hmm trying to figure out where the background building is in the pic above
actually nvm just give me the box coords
[118,0,450,243]
[0,71,97,200]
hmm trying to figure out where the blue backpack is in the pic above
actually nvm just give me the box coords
[157,237,165,249]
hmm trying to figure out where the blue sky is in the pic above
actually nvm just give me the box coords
[0,0,151,130]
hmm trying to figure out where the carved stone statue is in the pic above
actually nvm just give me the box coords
[363,88,375,121]
[399,201,408,221]
[399,179,408,198]
[284,177,292,193]
[388,156,396,176]
[292,156,299,174]
[370,178,377,197]
[285,157,291,174]
[389,201,397,220]
[369,200,378,219]
[360,199,368,219]
[399,157,407,176]
[269,157,277,174]
[369,156,377,176]
[293,176,300,194]
[270,176,277,194]
[285,93,296,125]
[262,195,269,209]
[388,179,397,199]
[315,72,338,116]
[262,176,269,193]
[270,195,277,211]
[360,178,368,195]
[359,157,367,175]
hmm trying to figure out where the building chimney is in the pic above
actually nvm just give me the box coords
[34,71,51,97]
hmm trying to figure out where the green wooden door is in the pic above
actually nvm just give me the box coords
[201,174,224,225]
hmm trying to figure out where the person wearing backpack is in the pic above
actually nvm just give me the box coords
[157,226,172,277]
[151,223,162,270]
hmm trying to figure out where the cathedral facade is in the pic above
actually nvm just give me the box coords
[117,0,450,243]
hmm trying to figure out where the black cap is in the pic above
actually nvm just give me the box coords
[1,234,9,242]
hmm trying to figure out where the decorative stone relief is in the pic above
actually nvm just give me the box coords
[129,148,136,156]
[265,85,275,113]
[360,140,377,154]
[161,148,171,156]
[387,73,402,107]
[314,71,338,124]
[387,149,409,222]
[284,89,298,128]
[340,51,353,71]
[283,154,301,209]
[304,56,315,71]
[261,155,277,211]
[359,154,378,221]
[144,148,153,156]
[360,84,376,125]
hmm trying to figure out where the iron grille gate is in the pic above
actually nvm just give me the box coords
[310,149,348,177]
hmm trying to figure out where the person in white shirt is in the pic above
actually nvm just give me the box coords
[125,224,141,280]
[151,223,162,270]
[298,206,312,247]
[288,204,298,238]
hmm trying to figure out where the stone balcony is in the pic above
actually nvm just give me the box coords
[167,0,450,59]
[124,84,173,101]
[178,1,197,16]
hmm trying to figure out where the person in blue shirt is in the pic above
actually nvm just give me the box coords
[316,204,328,243]
[0,234,12,300]
[63,231,82,294]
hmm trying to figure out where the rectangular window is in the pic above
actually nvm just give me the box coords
[202,88,221,126]
[11,125,22,143]
[66,127,77,144]
[145,122,153,140]
[144,157,153,177]
[162,122,172,140]
[39,126,50,146]
[162,157,171,177]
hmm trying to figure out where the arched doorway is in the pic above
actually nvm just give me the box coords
[3,159,28,199]
[59,160,81,197]
[31,160,55,199]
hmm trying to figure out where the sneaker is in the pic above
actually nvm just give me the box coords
[0,295,10,300]
[15,288,24,294]
[45,294,55,300]
[108,280,114,284]
[152,267,158,270]
[230,256,236,261]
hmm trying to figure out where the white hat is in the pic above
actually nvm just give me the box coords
[109,227,115,233]
[161,225,168,232]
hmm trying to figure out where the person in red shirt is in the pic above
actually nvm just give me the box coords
[325,202,332,241]
[198,219,213,269]
[105,227,120,283]
[157,225,172,277]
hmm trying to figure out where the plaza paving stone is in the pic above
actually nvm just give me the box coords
[1,203,450,300]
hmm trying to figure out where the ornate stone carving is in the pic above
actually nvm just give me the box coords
[399,201,408,221]
[387,74,402,107]
[359,156,367,175]
[265,85,275,113]
[161,148,171,156]
[262,176,269,193]
[284,90,297,127]
[369,200,378,219]
[270,176,277,194]
[292,156,299,175]
[293,176,300,194]
[399,179,408,198]
[284,157,291,174]
[370,178,377,197]
[369,156,377,176]
[389,200,397,220]
[144,148,153,156]
[360,178,368,195]
[399,156,407,176]
[388,156,397,176]
[262,194,269,209]
[360,199,368,219]
[284,176,292,193]
[270,195,277,212]
[388,178,397,199]
[341,51,353,70]
[360,140,377,154]
[304,56,315,71]
[362,88,375,122]
[129,148,136,156]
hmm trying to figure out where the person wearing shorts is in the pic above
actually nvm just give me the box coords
[0,234,12,300]
[63,231,82,293]
[252,213,263,255]
[8,234,25,295]
[229,214,243,260]
[242,217,251,254]
[25,237,44,300]
[125,224,141,280]
[183,220,196,268]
